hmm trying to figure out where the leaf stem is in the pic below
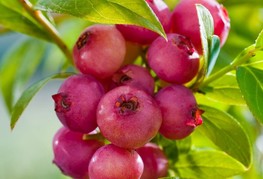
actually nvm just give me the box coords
[20,0,73,64]
[199,44,256,88]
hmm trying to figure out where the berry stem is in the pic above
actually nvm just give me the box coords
[199,44,256,88]
[20,0,73,64]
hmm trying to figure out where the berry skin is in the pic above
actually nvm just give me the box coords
[52,74,104,133]
[111,64,155,95]
[97,86,162,149]
[155,85,203,140]
[136,143,168,179]
[52,127,104,179]
[88,144,144,179]
[147,33,200,84]
[116,0,171,45]
[170,0,230,54]
[73,24,126,79]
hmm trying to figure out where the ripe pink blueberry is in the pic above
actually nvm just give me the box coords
[147,33,200,84]
[97,86,162,149]
[111,64,155,95]
[170,0,230,54]
[155,85,203,139]
[52,127,104,179]
[88,144,144,179]
[116,0,171,45]
[136,143,168,179]
[73,24,126,79]
[52,74,104,133]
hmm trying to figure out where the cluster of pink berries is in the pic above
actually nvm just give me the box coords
[51,0,230,178]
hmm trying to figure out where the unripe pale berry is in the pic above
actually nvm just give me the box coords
[97,86,162,149]
[52,74,104,133]
[73,24,126,79]
[116,0,171,45]
[155,85,203,139]
[147,33,200,84]
[52,127,104,179]
[136,143,168,179]
[88,144,144,179]
[170,0,230,54]
[111,64,155,95]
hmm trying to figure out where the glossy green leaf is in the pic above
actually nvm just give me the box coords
[202,73,245,105]
[36,0,166,38]
[10,73,74,129]
[236,66,263,124]
[255,28,263,49]
[0,38,46,113]
[174,150,247,179]
[196,4,214,63]
[198,105,252,168]
[207,35,220,76]
[0,1,50,40]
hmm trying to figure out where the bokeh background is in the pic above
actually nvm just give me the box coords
[0,0,263,178]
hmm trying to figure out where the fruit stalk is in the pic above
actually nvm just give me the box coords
[19,0,73,64]
[199,44,256,88]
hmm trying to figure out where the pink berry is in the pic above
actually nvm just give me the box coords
[52,127,104,179]
[147,33,200,84]
[88,144,144,179]
[116,0,171,45]
[155,85,203,139]
[111,64,155,95]
[73,25,126,79]
[52,74,104,133]
[97,86,162,149]
[137,143,169,179]
[170,0,230,54]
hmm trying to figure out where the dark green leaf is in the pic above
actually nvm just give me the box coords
[174,150,247,179]
[202,73,245,105]
[198,105,252,168]
[0,38,46,113]
[0,1,50,40]
[36,0,166,38]
[236,66,263,124]
[207,35,220,76]
[255,28,263,49]
[10,73,74,129]
[196,4,214,63]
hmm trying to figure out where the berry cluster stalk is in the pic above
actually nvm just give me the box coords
[19,0,73,64]
[199,44,257,88]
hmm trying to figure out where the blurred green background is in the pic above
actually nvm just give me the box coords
[0,0,263,178]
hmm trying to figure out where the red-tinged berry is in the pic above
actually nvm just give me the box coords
[97,86,162,149]
[170,0,230,54]
[155,85,203,139]
[137,143,168,179]
[52,74,104,133]
[147,33,200,84]
[52,127,104,179]
[112,64,155,95]
[88,144,144,179]
[73,25,126,79]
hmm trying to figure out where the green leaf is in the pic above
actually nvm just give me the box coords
[196,4,214,63]
[255,28,263,49]
[36,0,166,38]
[0,38,46,113]
[236,66,263,124]
[198,105,252,168]
[202,73,245,105]
[0,1,50,40]
[10,73,74,129]
[207,35,220,76]
[174,150,247,179]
